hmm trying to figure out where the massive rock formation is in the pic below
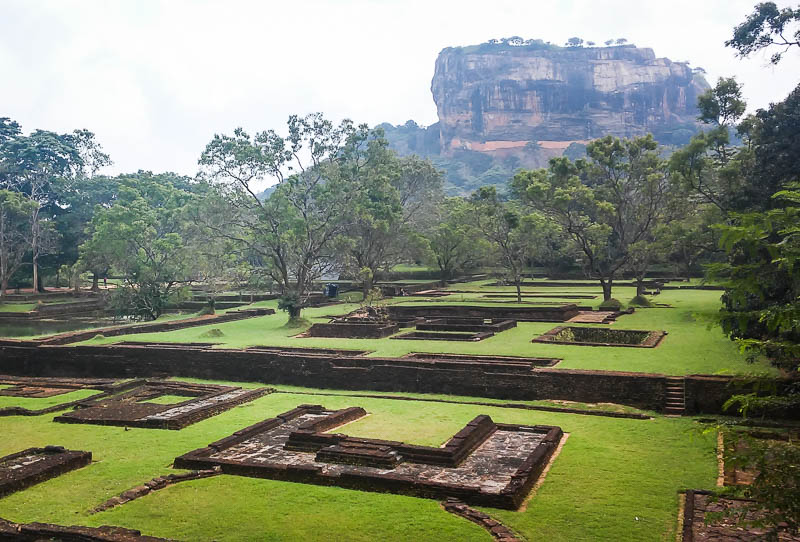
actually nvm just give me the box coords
[431,43,708,154]
[380,41,709,194]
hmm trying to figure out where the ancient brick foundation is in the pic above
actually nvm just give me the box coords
[0,344,781,415]
[532,326,667,348]
[0,446,91,497]
[54,380,272,430]
[307,321,398,339]
[681,490,800,541]
[174,404,563,509]
[387,304,580,322]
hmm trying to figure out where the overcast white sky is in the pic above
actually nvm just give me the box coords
[1,0,798,176]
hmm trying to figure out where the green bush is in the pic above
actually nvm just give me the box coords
[628,295,653,307]
[599,298,623,311]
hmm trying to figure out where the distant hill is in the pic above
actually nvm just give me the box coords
[380,39,709,195]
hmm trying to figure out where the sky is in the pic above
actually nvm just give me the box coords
[1,0,799,177]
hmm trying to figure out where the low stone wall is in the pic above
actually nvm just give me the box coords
[388,304,579,322]
[307,321,398,339]
[0,517,169,541]
[0,307,274,347]
[0,344,785,415]
[0,344,665,411]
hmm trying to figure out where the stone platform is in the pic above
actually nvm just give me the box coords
[54,380,271,430]
[174,404,563,509]
[0,446,91,497]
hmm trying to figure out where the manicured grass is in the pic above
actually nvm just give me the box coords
[0,303,36,313]
[0,388,102,410]
[0,384,717,541]
[78,283,774,376]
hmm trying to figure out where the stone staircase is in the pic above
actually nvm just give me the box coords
[664,377,686,415]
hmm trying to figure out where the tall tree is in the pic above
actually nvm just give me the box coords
[513,136,669,301]
[423,197,486,285]
[80,175,195,320]
[0,128,83,291]
[341,153,443,295]
[198,113,379,321]
[670,77,751,214]
[0,190,37,297]
[727,1,800,64]
[470,186,553,302]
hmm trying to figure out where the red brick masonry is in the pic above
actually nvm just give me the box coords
[174,404,563,509]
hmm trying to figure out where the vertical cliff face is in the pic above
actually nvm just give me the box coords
[431,43,709,154]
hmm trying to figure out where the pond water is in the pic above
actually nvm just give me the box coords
[0,315,123,338]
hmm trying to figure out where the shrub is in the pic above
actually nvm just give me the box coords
[599,298,623,311]
[628,295,653,307]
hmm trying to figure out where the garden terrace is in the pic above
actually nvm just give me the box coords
[402,352,560,369]
[408,290,451,297]
[0,376,132,416]
[392,330,495,342]
[54,380,271,430]
[482,294,597,300]
[307,319,399,339]
[387,304,580,322]
[174,404,563,509]
[532,326,667,348]
[416,318,517,333]
[244,346,372,356]
[681,490,800,541]
[0,446,91,497]
[0,307,276,346]
[491,280,664,288]
[0,343,766,413]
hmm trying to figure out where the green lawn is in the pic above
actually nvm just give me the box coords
[0,385,717,541]
[0,303,36,313]
[0,388,102,410]
[78,282,774,376]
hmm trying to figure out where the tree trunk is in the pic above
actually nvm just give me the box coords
[91,273,99,292]
[515,276,522,303]
[362,275,373,298]
[600,278,613,301]
[287,304,302,321]
[0,277,7,299]
[32,255,39,294]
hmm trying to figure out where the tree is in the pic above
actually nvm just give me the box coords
[340,153,443,295]
[513,135,669,301]
[198,113,378,322]
[662,206,724,281]
[0,190,36,297]
[470,186,554,302]
[604,39,614,46]
[727,2,800,64]
[80,176,195,320]
[566,37,584,47]
[697,77,747,127]
[615,38,628,45]
[705,185,800,535]
[423,198,486,285]
[669,79,751,214]
[0,127,83,292]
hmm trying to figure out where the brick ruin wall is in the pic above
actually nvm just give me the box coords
[0,344,774,415]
